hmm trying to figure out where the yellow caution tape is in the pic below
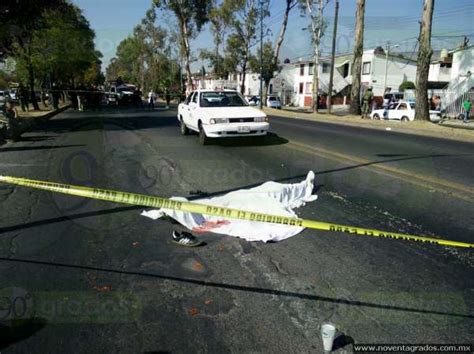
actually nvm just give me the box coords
[0,175,472,249]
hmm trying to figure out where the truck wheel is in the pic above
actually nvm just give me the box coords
[401,116,409,122]
[198,124,209,145]
[373,113,380,120]
[180,119,189,135]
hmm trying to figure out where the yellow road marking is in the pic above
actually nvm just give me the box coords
[285,140,474,202]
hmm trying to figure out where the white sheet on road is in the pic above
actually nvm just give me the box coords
[141,171,317,242]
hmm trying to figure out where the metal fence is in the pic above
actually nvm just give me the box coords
[405,89,474,118]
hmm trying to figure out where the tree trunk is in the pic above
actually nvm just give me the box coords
[312,49,319,113]
[240,60,247,95]
[349,0,365,115]
[179,18,193,93]
[415,0,435,121]
[28,63,40,111]
[327,0,339,114]
[273,0,295,67]
[215,40,220,78]
[240,43,250,95]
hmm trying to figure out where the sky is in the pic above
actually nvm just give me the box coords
[71,0,474,72]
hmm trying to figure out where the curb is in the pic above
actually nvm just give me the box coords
[264,108,474,143]
[439,121,474,130]
[35,104,71,124]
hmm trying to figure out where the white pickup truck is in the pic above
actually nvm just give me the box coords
[371,100,441,122]
[177,90,269,145]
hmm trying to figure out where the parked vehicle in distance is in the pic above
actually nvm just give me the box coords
[106,84,136,105]
[383,92,404,107]
[178,90,269,145]
[8,89,17,102]
[245,95,260,106]
[0,90,7,104]
[266,95,282,109]
[371,100,441,122]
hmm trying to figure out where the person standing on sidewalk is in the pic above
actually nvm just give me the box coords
[361,87,374,119]
[165,88,171,108]
[51,83,60,110]
[462,98,471,123]
[148,89,155,110]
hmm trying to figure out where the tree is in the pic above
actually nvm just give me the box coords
[261,0,297,100]
[105,9,181,93]
[223,0,269,94]
[349,0,365,115]
[208,0,231,78]
[300,0,330,112]
[198,49,227,78]
[249,42,279,95]
[273,1,298,68]
[12,3,99,109]
[415,0,435,121]
[0,0,66,59]
[399,81,416,92]
[153,0,212,92]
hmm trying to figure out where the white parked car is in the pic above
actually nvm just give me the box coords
[266,95,282,109]
[371,101,441,122]
[177,90,269,145]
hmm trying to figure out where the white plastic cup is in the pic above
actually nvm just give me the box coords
[321,322,336,352]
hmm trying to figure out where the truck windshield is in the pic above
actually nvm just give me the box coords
[200,91,248,107]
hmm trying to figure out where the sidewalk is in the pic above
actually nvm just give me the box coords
[264,106,474,143]
[17,101,70,120]
[1,101,71,144]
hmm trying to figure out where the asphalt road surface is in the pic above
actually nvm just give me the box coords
[1,106,473,353]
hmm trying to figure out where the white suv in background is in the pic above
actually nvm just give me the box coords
[266,95,282,109]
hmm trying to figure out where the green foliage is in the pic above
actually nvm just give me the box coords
[153,0,211,33]
[153,0,212,88]
[399,81,416,92]
[105,8,181,92]
[0,0,67,59]
[249,42,280,87]
[221,0,269,81]
[10,2,101,88]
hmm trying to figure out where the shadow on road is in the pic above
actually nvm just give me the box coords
[0,257,472,320]
[0,318,47,350]
[189,152,471,200]
[210,132,288,147]
[36,114,178,134]
[0,206,141,234]
[17,136,57,142]
[0,145,84,153]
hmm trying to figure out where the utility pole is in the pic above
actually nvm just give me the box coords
[327,0,339,114]
[383,41,399,95]
[259,0,264,109]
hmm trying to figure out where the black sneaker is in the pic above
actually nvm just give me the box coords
[172,231,203,247]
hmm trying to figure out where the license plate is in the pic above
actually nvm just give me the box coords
[237,126,251,133]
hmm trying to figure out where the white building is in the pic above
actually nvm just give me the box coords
[272,54,352,108]
[426,44,474,117]
[271,47,418,108]
[360,48,418,97]
[429,45,473,85]
[193,47,423,108]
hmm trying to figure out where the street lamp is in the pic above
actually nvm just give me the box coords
[383,41,400,94]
